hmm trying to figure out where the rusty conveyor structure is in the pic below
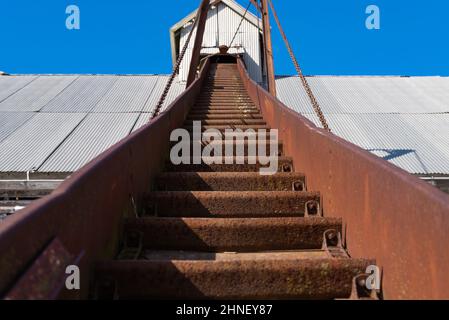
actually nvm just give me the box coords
[93,59,373,300]
[1,1,449,300]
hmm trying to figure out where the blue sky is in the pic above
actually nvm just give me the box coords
[0,0,448,76]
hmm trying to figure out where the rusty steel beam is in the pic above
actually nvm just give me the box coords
[186,0,211,87]
[4,238,82,300]
[260,0,276,96]
[250,0,261,12]
[236,57,449,300]
[0,57,213,300]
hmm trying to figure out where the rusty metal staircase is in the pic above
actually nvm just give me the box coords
[2,0,449,301]
[95,61,374,300]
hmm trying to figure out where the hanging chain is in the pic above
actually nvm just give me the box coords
[152,17,199,119]
[267,0,331,132]
[228,1,252,49]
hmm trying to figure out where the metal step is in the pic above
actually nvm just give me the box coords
[199,91,249,95]
[171,133,279,143]
[144,191,321,218]
[183,125,271,132]
[197,94,252,98]
[198,96,251,100]
[195,98,254,102]
[190,105,258,110]
[191,106,258,111]
[188,109,261,115]
[200,87,247,89]
[165,156,294,172]
[169,140,284,157]
[202,87,247,91]
[187,114,263,120]
[184,119,267,126]
[156,172,303,191]
[95,258,373,299]
[123,217,341,251]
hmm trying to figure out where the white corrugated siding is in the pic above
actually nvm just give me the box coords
[179,2,262,83]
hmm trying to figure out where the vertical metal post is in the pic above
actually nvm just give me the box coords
[260,0,276,96]
[186,0,211,87]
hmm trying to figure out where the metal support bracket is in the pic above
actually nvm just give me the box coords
[305,200,321,217]
[281,163,293,173]
[349,274,381,300]
[322,229,349,258]
[292,180,305,192]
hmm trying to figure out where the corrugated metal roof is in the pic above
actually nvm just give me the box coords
[300,113,449,175]
[91,76,160,113]
[39,113,139,172]
[0,113,86,172]
[0,75,183,175]
[276,76,449,175]
[132,113,152,132]
[276,76,449,114]
[141,77,185,113]
[0,76,37,102]
[0,112,35,143]
[0,76,77,112]
[41,76,118,113]
[0,74,448,176]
